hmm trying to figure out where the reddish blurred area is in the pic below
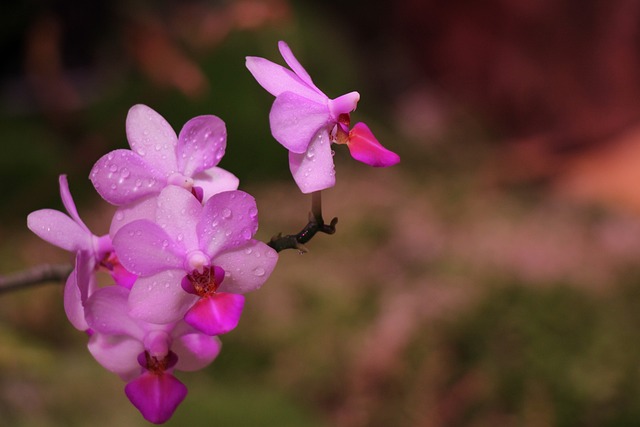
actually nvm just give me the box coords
[392,0,640,211]
[329,0,640,211]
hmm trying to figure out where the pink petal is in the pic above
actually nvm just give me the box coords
[58,175,89,232]
[64,251,97,330]
[177,115,227,176]
[85,286,144,338]
[154,186,201,252]
[269,91,330,153]
[112,220,185,276]
[183,293,245,336]
[63,272,86,331]
[277,40,323,95]
[126,104,179,175]
[288,129,336,193]
[109,196,158,238]
[245,56,326,104]
[88,333,144,381]
[129,271,198,325]
[192,167,240,203]
[125,371,187,424]
[90,149,167,206]
[27,209,92,252]
[172,329,222,371]
[347,122,400,167]
[216,240,278,294]
[198,190,259,257]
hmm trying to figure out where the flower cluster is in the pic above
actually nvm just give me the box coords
[28,105,277,423]
[27,41,398,424]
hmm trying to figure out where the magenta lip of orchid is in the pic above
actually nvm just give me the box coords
[246,40,400,194]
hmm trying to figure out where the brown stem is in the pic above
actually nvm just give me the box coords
[267,191,338,253]
[0,263,73,294]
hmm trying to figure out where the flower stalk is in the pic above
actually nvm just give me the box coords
[267,191,338,253]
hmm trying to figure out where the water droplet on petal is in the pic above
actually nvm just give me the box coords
[109,164,118,172]
[266,249,277,258]
[241,228,252,240]
[253,267,265,277]
[221,208,232,219]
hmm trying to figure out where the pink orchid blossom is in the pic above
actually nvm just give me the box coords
[246,41,400,193]
[85,285,221,423]
[27,175,136,289]
[112,186,278,334]
[90,104,239,206]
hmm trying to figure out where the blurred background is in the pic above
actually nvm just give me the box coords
[3,0,640,426]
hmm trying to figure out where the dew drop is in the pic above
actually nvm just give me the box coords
[248,207,258,218]
[253,267,265,277]
[120,168,130,178]
[115,211,124,221]
[244,248,253,255]
[241,228,252,239]
[265,249,277,258]
[221,208,232,219]
[110,183,117,190]
[109,164,118,172]
[137,148,146,156]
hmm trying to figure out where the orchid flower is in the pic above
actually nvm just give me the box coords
[112,186,278,334]
[85,285,221,424]
[27,175,136,289]
[90,104,239,206]
[246,41,400,193]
